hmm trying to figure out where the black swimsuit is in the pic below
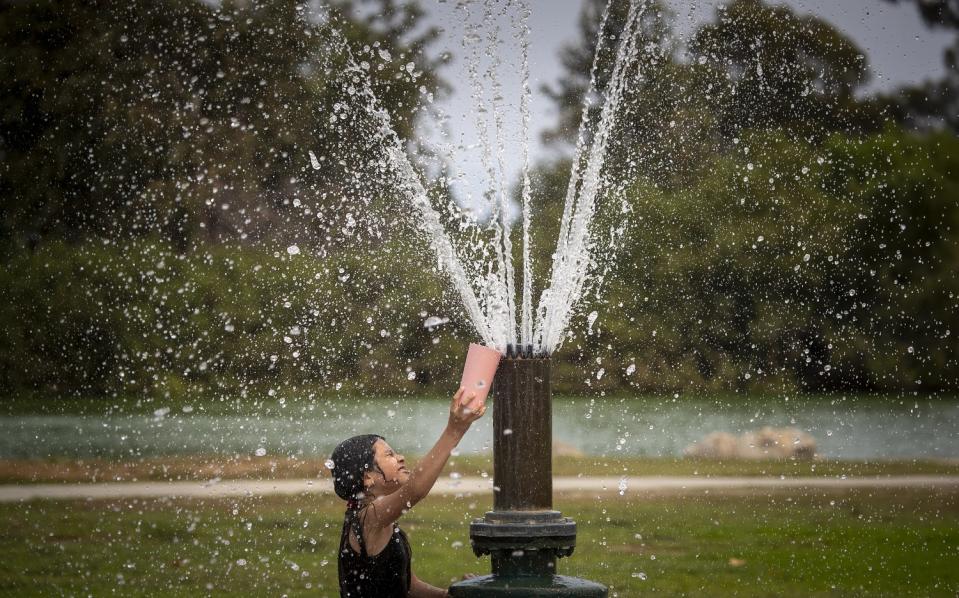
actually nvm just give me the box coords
[338,506,412,597]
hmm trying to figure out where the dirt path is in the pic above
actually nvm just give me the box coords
[2,475,958,502]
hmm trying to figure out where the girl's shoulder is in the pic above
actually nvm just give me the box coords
[357,515,400,557]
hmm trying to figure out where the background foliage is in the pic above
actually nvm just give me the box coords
[1,0,957,400]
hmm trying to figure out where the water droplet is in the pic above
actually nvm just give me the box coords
[423,316,449,328]
[287,245,300,255]
[587,311,599,334]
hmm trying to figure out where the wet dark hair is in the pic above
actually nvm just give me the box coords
[332,434,388,560]
[330,434,384,502]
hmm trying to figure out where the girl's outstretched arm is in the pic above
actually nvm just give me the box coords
[365,388,485,530]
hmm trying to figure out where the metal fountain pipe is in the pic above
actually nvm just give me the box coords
[449,345,607,596]
[493,343,551,511]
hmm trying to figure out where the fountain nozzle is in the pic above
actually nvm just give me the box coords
[505,344,543,359]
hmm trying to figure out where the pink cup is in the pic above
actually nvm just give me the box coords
[459,343,502,411]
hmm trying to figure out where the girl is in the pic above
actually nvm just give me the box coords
[332,388,485,597]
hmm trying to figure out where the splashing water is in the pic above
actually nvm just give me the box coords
[326,0,648,354]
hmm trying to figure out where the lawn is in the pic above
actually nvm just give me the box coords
[3,454,957,484]
[1,487,956,596]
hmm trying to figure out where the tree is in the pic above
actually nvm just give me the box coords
[540,0,697,187]
[559,128,959,394]
[689,0,877,140]
[889,0,959,25]
[532,0,956,393]
[881,0,959,131]
[0,0,443,254]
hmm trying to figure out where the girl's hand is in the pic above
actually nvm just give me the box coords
[447,387,486,433]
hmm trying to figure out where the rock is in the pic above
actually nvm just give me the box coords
[684,426,816,460]
[684,432,739,459]
[552,440,585,458]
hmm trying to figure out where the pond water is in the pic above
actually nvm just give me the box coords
[2,396,957,461]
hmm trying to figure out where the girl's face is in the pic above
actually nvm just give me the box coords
[365,439,409,495]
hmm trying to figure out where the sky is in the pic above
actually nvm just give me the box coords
[415,0,954,204]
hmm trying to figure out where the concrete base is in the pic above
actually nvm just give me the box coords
[448,574,608,597]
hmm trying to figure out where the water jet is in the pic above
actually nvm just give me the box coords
[331,2,649,593]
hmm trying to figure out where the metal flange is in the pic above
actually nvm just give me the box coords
[469,510,577,558]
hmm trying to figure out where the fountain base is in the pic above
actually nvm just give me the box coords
[469,510,576,561]
[449,510,606,597]
[449,573,608,597]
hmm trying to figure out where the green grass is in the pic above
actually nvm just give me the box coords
[456,455,959,478]
[2,455,957,484]
[1,488,956,596]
